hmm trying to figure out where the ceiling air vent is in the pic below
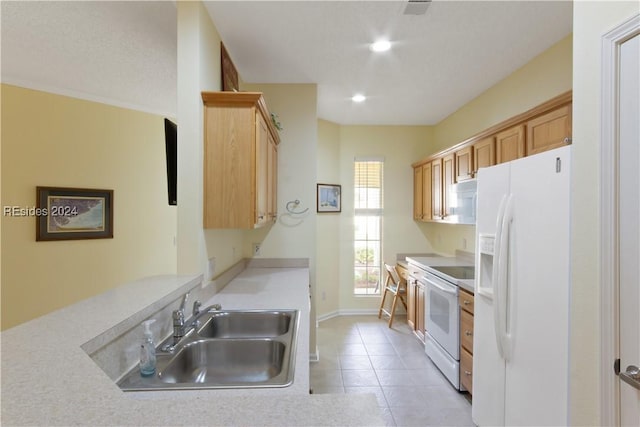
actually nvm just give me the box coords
[404,0,432,15]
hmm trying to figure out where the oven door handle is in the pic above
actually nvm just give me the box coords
[425,279,457,295]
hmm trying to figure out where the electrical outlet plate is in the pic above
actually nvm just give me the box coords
[253,243,261,256]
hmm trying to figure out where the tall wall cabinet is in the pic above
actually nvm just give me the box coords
[202,92,280,229]
[412,91,572,223]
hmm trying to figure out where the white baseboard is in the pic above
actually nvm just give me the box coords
[316,311,339,323]
[316,309,379,323]
[309,346,320,363]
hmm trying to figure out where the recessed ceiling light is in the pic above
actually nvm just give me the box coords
[352,94,366,103]
[370,40,391,53]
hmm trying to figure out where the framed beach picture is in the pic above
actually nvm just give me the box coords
[317,183,341,213]
[36,187,113,241]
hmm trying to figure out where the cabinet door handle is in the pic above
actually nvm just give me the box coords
[463,300,471,305]
[464,370,472,376]
[465,330,473,336]
[563,137,572,144]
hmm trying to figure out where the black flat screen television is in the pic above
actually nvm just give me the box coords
[164,118,177,205]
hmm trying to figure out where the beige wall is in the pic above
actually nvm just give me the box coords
[1,85,177,330]
[432,34,573,153]
[421,34,573,256]
[315,124,434,315]
[241,84,318,264]
[176,1,245,280]
[242,83,318,352]
[571,2,639,425]
[316,119,341,316]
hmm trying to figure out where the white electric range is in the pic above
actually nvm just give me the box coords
[406,256,474,390]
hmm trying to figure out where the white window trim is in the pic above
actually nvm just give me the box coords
[353,158,384,296]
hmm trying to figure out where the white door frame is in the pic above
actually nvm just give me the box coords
[600,13,640,427]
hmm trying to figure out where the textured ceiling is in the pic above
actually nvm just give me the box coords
[1,1,177,116]
[1,1,572,125]
[205,0,573,125]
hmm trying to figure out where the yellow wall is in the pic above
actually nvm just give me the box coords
[316,119,341,316]
[315,124,435,315]
[313,33,574,318]
[432,34,573,153]
[422,34,573,256]
[1,84,177,330]
[176,1,245,280]
[242,83,318,352]
[241,84,318,264]
[571,2,638,425]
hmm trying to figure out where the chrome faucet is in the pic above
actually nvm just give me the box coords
[192,300,202,317]
[160,298,223,353]
[172,292,190,345]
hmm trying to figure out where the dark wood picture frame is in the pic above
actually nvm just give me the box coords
[36,187,114,241]
[221,42,239,92]
[317,183,342,213]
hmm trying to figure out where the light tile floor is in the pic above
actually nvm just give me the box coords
[310,315,474,427]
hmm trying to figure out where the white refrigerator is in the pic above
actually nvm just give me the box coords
[473,145,571,426]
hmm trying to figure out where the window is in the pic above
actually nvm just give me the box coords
[353,158,383,295]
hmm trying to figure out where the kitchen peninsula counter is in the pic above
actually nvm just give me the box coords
[0,263,382,426]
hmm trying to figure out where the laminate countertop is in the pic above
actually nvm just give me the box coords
[0,265,382,426]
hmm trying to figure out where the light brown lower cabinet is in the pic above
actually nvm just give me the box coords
[415,281,425,343]
[460,347,474,394]
[404,264,426,343]
[395,264,416,330]
[459,288,475,395]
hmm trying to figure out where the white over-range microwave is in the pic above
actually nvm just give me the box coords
[447,179,477,225]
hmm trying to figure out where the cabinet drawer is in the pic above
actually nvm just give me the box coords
[460,347,473,395]
[460,309,474,353]
[458,289,475,314]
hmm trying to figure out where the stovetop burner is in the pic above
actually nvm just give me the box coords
[428,265,475,280]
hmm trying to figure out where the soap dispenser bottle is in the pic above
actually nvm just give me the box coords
[139,319,156,377]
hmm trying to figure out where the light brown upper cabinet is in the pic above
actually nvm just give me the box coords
[457,138,495,181]
[422,162,432,221]
[526,105,572,156]
[413,162,433,221]
[256,113,270,226]
[268,135,278,221]
[455,146,473,182]
[496,124,525,164]
[442,154,455,218]
[411,92,571,223]
[432,159,443,220]
[202,92,280,229]
[413,165,424,220]
[473,137,496,174]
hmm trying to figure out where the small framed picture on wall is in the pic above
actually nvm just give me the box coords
[317,183,341,213]
[35,186,114,241]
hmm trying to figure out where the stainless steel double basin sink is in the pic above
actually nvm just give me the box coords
[117,309,299,391]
